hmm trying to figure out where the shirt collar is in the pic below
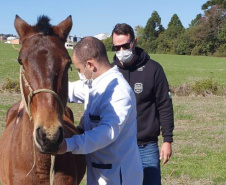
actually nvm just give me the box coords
[91,66,118,87]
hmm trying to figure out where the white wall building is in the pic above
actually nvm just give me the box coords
[7,36,17,41]
[94,33,110,40]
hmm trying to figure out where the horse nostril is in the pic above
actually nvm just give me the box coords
[59,126,63,133]
[38,127,46,137]
[36,127,46,146]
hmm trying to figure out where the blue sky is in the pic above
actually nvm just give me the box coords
[0,0,207,37]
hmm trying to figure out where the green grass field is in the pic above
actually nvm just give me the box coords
[1,42,226,87]
[0,42,226,184]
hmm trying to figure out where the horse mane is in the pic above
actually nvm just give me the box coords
[35,15,53,35]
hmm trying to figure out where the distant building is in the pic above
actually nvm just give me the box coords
[66,35,82,43]
[65,42,74,49]
[0,34,17,43]
[7,36,17,41]
[94,33,110,40]
[0,36,5,42]
[65,35,82,49]
[75,36,82,42]
[4,36,19,44]
[9,39,19,44]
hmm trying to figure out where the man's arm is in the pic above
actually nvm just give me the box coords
[59,83,134,155]
[154,65,174,165]
[68,81,85,103]
[154,65,174,142]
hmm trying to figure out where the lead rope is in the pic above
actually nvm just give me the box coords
[24,142,55,185]
[50,155,56,185]
[20,66,64,184]
[20,67,31,120]
[25,141,36,178]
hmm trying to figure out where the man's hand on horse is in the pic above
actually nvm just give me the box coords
[57,139,67,154]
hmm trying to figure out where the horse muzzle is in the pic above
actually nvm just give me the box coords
[34,126,64,154]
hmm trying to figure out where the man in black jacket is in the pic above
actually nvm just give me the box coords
[111,23,174,185]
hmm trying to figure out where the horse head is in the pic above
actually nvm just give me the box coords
[15,15,72,154]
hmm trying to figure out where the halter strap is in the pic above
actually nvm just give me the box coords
[20,66,65,122]
[22,33,44,44]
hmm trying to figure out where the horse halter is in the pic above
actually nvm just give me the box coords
[20,66,65,122]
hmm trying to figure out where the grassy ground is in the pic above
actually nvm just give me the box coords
[0,93,225,184]
[0,43,226,184]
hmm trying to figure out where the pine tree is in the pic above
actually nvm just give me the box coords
[158,14,184,54]
[143,11,164,52]
[202,0,226,10]
[144,11,164,41]
[189,14,202,27]
[166,14,184,39]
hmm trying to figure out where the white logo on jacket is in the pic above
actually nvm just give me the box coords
[134,83,143,94]
[137,66,145,71]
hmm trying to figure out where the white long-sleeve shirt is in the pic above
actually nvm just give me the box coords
[67,66,143,185]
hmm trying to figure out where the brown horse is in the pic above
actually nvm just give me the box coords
[0,15,86,185]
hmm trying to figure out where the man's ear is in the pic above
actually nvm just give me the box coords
[132,38,137,53]
[86,59,96,72]
[134,38,137,47]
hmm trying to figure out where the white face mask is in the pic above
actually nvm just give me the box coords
[116,48,134,64]
[78,66,93,86]
[78,72,87,82]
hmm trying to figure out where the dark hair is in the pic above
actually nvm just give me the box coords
[73,36,108,64]
[112,23,135,41]
[35,15,53,35]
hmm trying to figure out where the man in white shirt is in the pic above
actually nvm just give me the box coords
[58,36,143,185]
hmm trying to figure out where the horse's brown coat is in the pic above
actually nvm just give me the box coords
[0,15,86,185]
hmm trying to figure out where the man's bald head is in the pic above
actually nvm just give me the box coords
[73,36,108,64]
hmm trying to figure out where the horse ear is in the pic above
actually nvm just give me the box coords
[14,15,33,44]
[53,15,72,42]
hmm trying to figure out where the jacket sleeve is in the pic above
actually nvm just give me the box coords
[68,81,85,103]
[154,65,174,142]
[65,84,134,154]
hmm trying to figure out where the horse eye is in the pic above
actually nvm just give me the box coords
[18,58,22,65]
[18,58,26,70]
[18,58,23,65]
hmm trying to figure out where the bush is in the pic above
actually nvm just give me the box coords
[170,78,224,96]
[213,44,226,57]
[170,84,192,96]
[1,78,20,93]
[191,78,220,96]
[102,37,112,52]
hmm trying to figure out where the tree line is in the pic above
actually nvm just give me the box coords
[103,0,226,57]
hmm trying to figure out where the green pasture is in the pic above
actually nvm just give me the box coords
[0,42,226,87]
[0,42,226,184]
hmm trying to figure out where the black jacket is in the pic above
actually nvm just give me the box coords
[112,47,174,145]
